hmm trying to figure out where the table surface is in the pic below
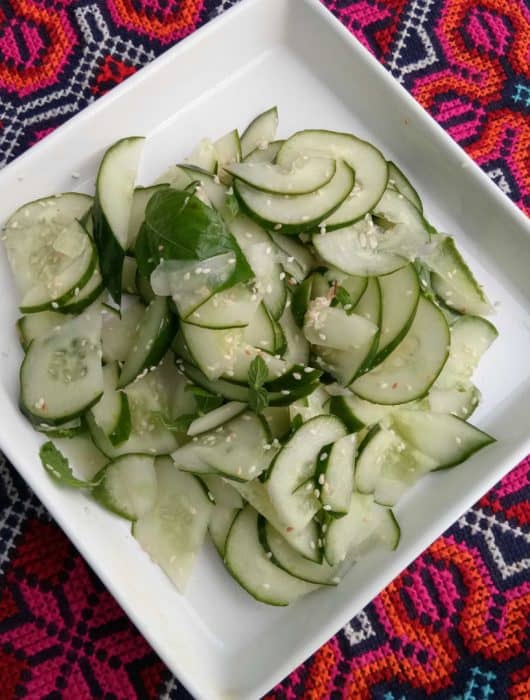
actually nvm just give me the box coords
[0,1,529,698]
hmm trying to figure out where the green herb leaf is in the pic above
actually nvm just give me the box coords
[135,190,253,298]
[334,285,355,310]
[154,412,196,433]
[249,386,269,414]
[248,356,270,414]
[185,384,224,414]
[39,441,100,488]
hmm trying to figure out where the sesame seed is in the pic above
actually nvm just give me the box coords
[323,505,332,511]
[319,453,328,462]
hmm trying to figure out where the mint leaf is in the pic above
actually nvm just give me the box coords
[40,441,100,488]
[334,285,354,309]
[185,384,224,414]
[248,356,269,414]
[135,190,253,296]
[248,356,268,389]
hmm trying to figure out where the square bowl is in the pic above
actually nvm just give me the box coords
[0,1,529,698]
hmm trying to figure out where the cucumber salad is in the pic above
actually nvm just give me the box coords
[3,107,497,606]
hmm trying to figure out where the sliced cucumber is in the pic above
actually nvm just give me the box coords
[122,256,138,294]
[244,303,286,355]
[92,454,157,520]
[214,128,241,184]
[387,161,422,212]
[303,297,377,351]
[20,307,103,425]
[227,158,336,195]
[236,159,354,234]
[173,411,271,480]
[187,401,246,437]
[391,410,495,469]
[373,264,420,365]
[316,434,356,516]
[185,138,217,173]
[326,268,368,309]
[324,493,397,566]
[224,506,318,606]
[314,277,381,385]
[4,193,92,296]
[181,324,243,381]
[229,214,287,319]
[186,283,260,329]
[86,359,180,458]
[127,185,168,252]
[435,315,498,389]
[209,505,240,556]
[36,417,84,439]
[118,297,176,387]
[52,433,108,481]
[57,267,104,315]
[262,520,337,585]
[423,236,492,315]
[243,140,283,164]
[270,232,316,284]
[178,165,228,211]
[154,164,192,190]
[328,392,394,429]
[89,363,131,446]
[241,107,279,158]
[355,426,436,505]
[17,311,72,351]
[289,385,329,424]
[200,475,243,509]
[353,296,450,404]
[133,457,213,592]
[101,297,145,364]
[261,406,291,439]
[276,130,388,229]
[93,137,144,302]
[427,382,481,419]
[265,415,347,531]
[151,253,237,318]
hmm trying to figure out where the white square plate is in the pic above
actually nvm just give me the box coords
[1,1,529,698]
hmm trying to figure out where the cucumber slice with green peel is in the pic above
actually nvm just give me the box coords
[265,415,347,531]
[241,107,279,158]
[187,401,246,437]
[427,382,481,419]
[178,165,228,211]
[435,315,498,390]
[227,157,336,195]
[279,305,311,368]
[89,364,131,446]
[4,192,93,298]
[127,185,168,252]
[303,297,378,352]
[314,277,381,385]
[101,298,145,364]
[52,433,108,481]
[150,253,238,319]
[353,296,450,404]
[316,434,356,516]
[323,492,379,565]
[387,161,422,212]
[229,215,287,319]
[214,129,241,184]
[328,392,394,429]
[261,406,291,439]
[312,220,407,277]
[232,480,322,562]
[235,159,355,234]
[372,187,430,254]
[200,475,243,509]
[135,269,156,304]
[423,236,492,315]
[121,256,138,294]
[133,457,213,593]
[355,426,437,505]
[326,269,368,311]
[276,130,388,229]
[118,297,177,388]
[327,396,365,433]
[173,411,271,481]
[20,307,103,426]
[243,140,284,164]
[181,324,243,381]
[92,454,157,520]
[391,410,495,469]
[289,385,329,424]
[373,264,420,365]
[86,360,180,458]
[36,417,84,439]
[209,505,240,556]
[185,138,217,173]
[17,311,72,351]
[269,232,316,282]
[224,505,319,606]
[262,520,338,585]
[244,303,286,356]
[186,283,261,329]
[93,137,144,303]
[54,266,105,315]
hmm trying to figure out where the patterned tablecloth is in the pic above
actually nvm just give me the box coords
[0,1,529,698]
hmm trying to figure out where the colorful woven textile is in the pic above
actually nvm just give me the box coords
[0,1,528,698]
